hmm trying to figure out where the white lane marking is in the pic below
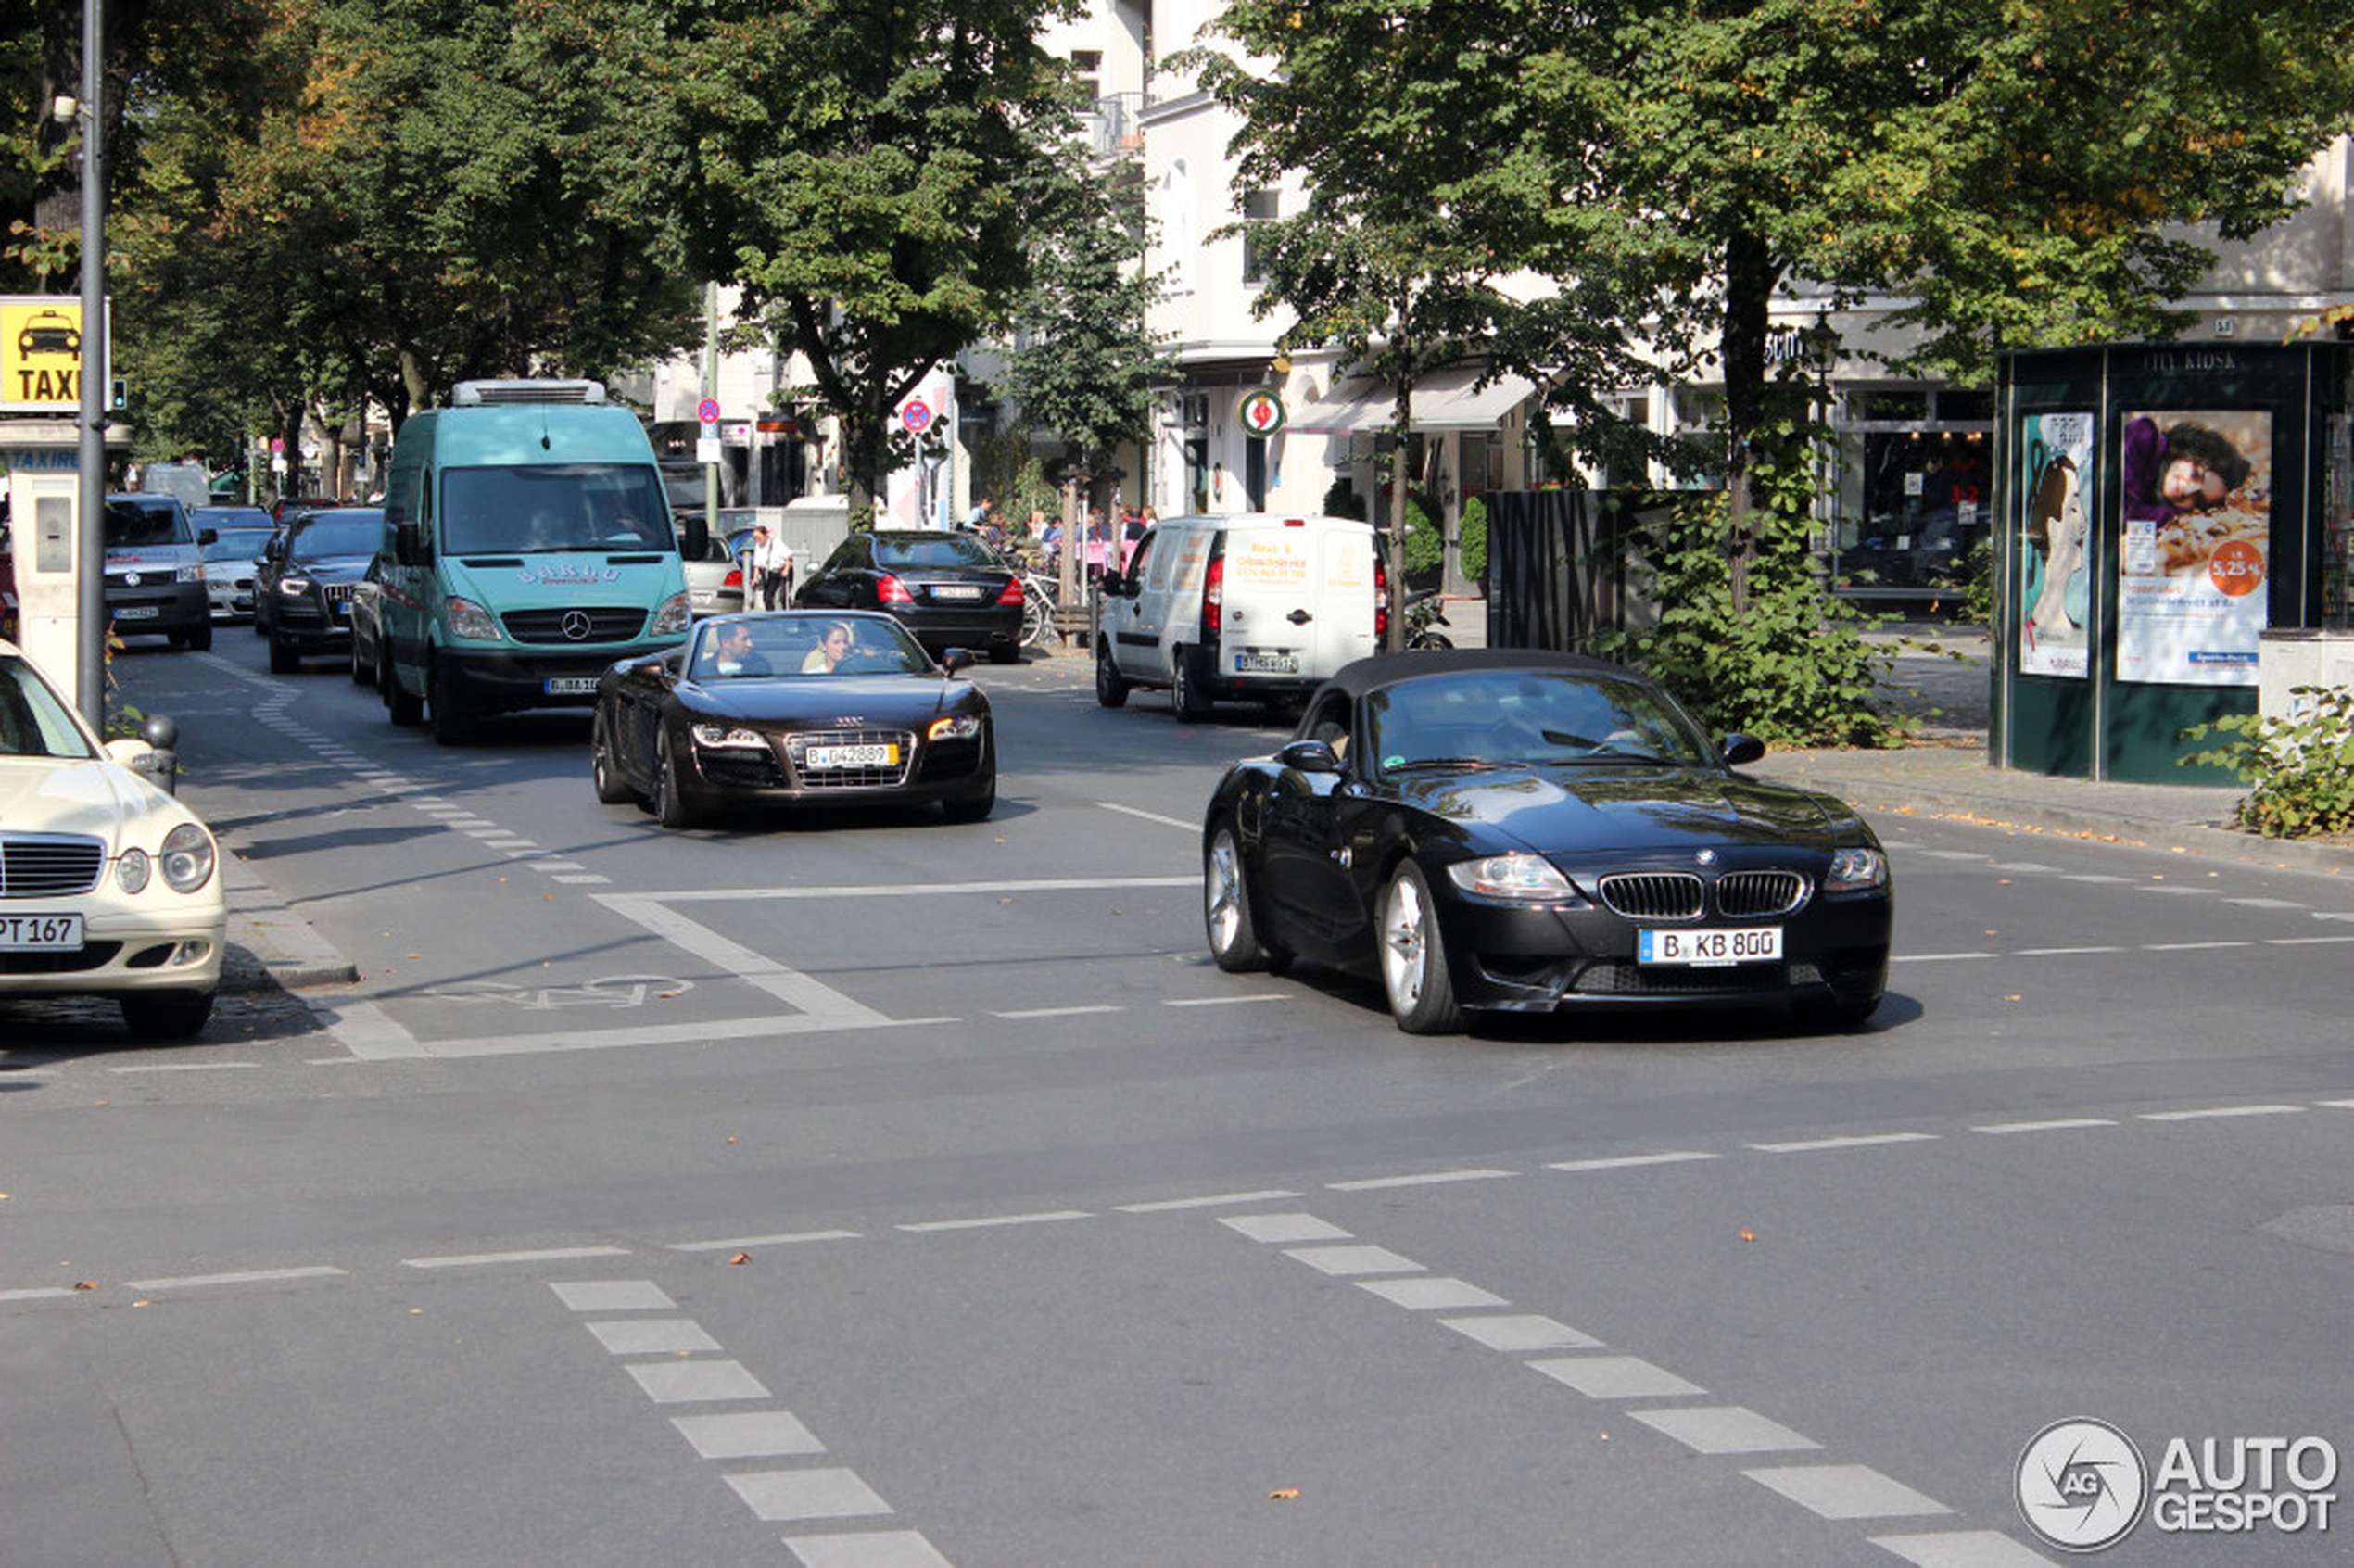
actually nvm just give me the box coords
[1891,952,1998,963]
[671,1411,825,1461]
[670,1230,861,1253]
[1547,1151,1721,1172]
[1165,993,1286,1006]
[1098,801,1197,831]
[2140,1105,2305,1122]
[896,1210,1091,1233]
[2145,940,2249,952]
[403,1246,631,1269]
[1357,1276,1509,1310]
[1869,1529,2059,1567]
[587,1319,722,1356]
[1742,1464,1953,1520]
[1972,1118,2119,1135]
[2268,934,2354,946]
[728,1468,895,1522]
[310,997,427,1060]
[1749,1132,1938,1154]
[1984,862,2062,873]
[609,875,1197,904]
[1439,1314,1602,1352]
[1118,1190,1301,1212]
[1284,1244,1422,1276]
[780,1529,956,1567]
[121,1265,348,1291]
[595,893,900,1026]
[2136,885,2216,896]
[1630,1405,1821,1455]
[108,1061,259,1073]
[1910,850,1984,861]
[2320,1099,2354,1110]
[2014,945,2127,956]
[413,1013,947,1059]
[990,1004,1123,1019]
[2059,873,2135,883]
[1530,1355,1705,1399]
[627,1360,770,1403]
[550,874,612,884]
[551,1280,675,1311]
[1326,1169,1516,1191]
[2227,897,2310,910]
[1220,1213,1349,1243]
[0,1287,79,1302]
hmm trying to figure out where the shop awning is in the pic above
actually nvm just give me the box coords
[1285,366,1537,436]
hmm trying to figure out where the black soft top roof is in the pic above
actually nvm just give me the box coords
[1321,647,1640,702]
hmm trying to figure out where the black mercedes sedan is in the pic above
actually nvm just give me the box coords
[256,506,382,673]
[793,530,1024,664]
[1201,651,1892,1034]
[590,610,995,829]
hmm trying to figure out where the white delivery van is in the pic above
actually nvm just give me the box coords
[1094,512,1382,720]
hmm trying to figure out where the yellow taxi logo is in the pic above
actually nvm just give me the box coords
[2,297,93,411]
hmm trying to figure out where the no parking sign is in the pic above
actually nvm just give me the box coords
[901,398,933,435]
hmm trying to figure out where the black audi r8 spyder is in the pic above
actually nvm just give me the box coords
[1201,650,1892,1034]
[590,611,995,829]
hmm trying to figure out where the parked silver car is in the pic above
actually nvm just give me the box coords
[682,532,746,618]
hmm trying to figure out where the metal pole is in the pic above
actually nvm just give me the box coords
[702,281,720,527]
[75,0,107,725]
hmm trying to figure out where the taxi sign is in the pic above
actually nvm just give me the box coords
[3,296,105,413]
[1237,388,1286,436]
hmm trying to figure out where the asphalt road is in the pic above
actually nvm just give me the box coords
[4,628,2348,1567]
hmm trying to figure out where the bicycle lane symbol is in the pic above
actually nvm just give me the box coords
[420,975,695,1012]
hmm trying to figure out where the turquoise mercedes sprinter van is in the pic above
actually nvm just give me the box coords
[375,379,690,743]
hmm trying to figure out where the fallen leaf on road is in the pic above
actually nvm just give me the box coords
[73,1281,95,1291]
[729,1252,752,1265]
[658,990,682,999]
[1740,1229,1755,1243]
[1269,1489,1299,1500]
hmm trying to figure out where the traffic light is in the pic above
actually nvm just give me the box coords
[109,377,128,410]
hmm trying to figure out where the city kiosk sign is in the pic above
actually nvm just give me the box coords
[1,296,107,413]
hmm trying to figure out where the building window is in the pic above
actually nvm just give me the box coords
[1071,49,1102,102]
[1240,189,1279,285]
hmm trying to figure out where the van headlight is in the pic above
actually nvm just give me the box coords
[1825,846,1887,891]
[652,593,691,636]
[160,823,217,892]
[176,563,203,583]
[444,595,500,639]
[1447,853,1586,904]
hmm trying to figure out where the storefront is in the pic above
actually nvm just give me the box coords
[1995,342,2352,783]
[1821,385,1996,602]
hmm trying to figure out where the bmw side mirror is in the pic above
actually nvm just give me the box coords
[1720,733,1766,766]
[941,648,975,674]
[1276,739,1342,775]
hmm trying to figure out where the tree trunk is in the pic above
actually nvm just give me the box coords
[1717,227,1776,617]
[1386,384,1411,652]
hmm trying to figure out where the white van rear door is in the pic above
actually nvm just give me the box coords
[1217,525,1321,677]
[1310,525,1380,673]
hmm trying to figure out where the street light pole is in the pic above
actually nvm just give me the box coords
[74,0,108,725]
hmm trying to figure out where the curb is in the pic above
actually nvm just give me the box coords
[220,854,360,994]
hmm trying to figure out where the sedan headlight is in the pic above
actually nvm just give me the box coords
[176,563,202,583]
[1825,846,1887,892]
[1447,853,1586,905]
[690,724,766,750]
[116,847,151,893]
[277,575,313,595]
[160,823,217,892]
[652,593,691,636]
[443,594,500,639]
[927,714,983,741]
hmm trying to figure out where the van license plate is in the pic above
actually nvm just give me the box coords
[0,914,83,950]
[1638,927,1782,967]
[1234,651,1298,674]
[116,606,159,620]
[543,677,601,696]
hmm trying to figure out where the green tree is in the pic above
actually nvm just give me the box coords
[678,0,1081,512]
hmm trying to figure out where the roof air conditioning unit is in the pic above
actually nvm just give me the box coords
[452,379,609,407]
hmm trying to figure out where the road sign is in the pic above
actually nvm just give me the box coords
[697,397,721,426]
[2,296,101,414]
[1237,388,1286,436]
[901,399,932,435]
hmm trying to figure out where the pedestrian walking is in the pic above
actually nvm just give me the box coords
[749,523,794,609]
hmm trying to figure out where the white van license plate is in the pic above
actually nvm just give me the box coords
[116,606,159,620]
[0,914,83,950]
[1234,651,1298,674]
[543,677,601,696]
[1638,927,1782,967]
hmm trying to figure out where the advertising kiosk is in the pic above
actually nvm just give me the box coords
[1995,342,2353,783]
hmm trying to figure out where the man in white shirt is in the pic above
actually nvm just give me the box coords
[749,523,793,609]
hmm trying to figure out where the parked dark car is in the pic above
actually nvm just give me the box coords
[256,506,382,672]
[794,530,1023,664]
[590,610,995,829]
[1201,650,1892,1034]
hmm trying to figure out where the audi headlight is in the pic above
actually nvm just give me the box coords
[160,823,217,892]
[443,595,500,639]
[1825,846,1887,892]
[652,593,691,636]
[690,724,766,750]
[116,847,152,893]
[278,575,312,595]
[1447,853,1585,904]
[927,714,983,741]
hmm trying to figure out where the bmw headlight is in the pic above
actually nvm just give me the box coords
[652,593,691,636]
[444,594,500,639]
[160,823,217,892]
[1825,846,1887,891]
[690,724,766,750]
[116,847,151,893]
[1447,853,1585,904]
[927,714,983,741]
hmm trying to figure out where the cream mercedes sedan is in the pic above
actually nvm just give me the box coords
[0,639,225,1039]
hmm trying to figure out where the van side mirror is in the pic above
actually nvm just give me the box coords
[197,527,218,548]
[394,518,429,565]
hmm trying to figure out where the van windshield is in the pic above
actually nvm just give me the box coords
[441,464,673,555]
[104,500,190,548]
